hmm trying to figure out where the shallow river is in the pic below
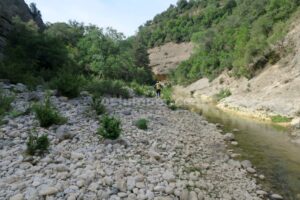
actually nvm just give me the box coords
[187,102,300,200]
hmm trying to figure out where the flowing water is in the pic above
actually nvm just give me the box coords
[186,102,300,200]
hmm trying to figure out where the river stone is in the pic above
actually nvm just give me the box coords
[163,171,176,182]
[14,83,27,93]
[258,175,265,180]
[145,190,155,199]
[28,92,41,101]
[291,118,300,129]
[67,194,77,200]
[241,160,252,169]
[128,194,137,199]
[135,182,145,189]
[118,192,128,198]
[271,194,283,200]
[228,159,241,168]
[149,150,161,161]
[39,186,58,196]
[224,133,235,141]
[56,125,74,142]
[165,186,174,194]
[246,167,256,174]
[122,110,131,115]
[189,191,198,200]
[116,180,127,192]
[80,91,90,97]
[127,177,136,190]
[25,188,38,200]
[9,194,24,200]
[256,190,267,196]
[104,138,130,148]
[180,190,189,200]
[71,152,84,160]
[154,186,165,192]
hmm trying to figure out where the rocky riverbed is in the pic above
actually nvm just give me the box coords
[0,83,271,200]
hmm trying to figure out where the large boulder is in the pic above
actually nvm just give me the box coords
[291,118,300,129]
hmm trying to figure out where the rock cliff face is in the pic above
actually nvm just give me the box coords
[0,0,43,57]
[148,42,194,81]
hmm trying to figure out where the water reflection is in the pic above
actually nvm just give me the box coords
[186,102,300,200]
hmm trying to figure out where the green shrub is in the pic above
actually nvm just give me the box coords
[271,115,292,123]
[86,79,129,98]
[26,132,50,156]
[8,110,25,118]
[91,96,106,115]
[33,95,67,128]
[168,103,178,111]
[98,115,122,140]
[0,90,14,116]
[50,71,84,98]
[160,86,177,110]
[162,86,173,102]
[130,82,155,97]
[215,89,232,101]
[135,119,148,130]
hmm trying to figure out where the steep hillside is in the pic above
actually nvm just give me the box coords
[173,15,300,128]
[0,0,43,57]
[138,0,300,84]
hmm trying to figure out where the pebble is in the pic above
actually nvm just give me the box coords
[259,175,265,180]
[246,167,256,174]
[39,186,58,196]
[271,194,284,199]
[224,133,235,141]
[189,191,198,200]
[256,190,267,196]
[9,194,24,200]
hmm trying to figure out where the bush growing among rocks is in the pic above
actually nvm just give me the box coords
[26,132,50,156]
[33,95,67,128]
[135,118,148,130]
[98,115,122,140]
[0,90,14,123]
[0,90,14,115]
[50,71,84,98]
[130,82,155,97]
[91,96,106,115]
[85,79,130,99]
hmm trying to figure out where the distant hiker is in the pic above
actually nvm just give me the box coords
[154,81,163,97]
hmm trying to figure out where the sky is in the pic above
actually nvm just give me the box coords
[24,0,177,36]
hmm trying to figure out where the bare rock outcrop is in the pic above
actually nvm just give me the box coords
[148,42,194,80]
[0,0,44,57]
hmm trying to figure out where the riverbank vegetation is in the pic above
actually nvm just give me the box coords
[215,88,232,101]
[271,115,293,123]
[138,0,300,84]
[0,16,153,98]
